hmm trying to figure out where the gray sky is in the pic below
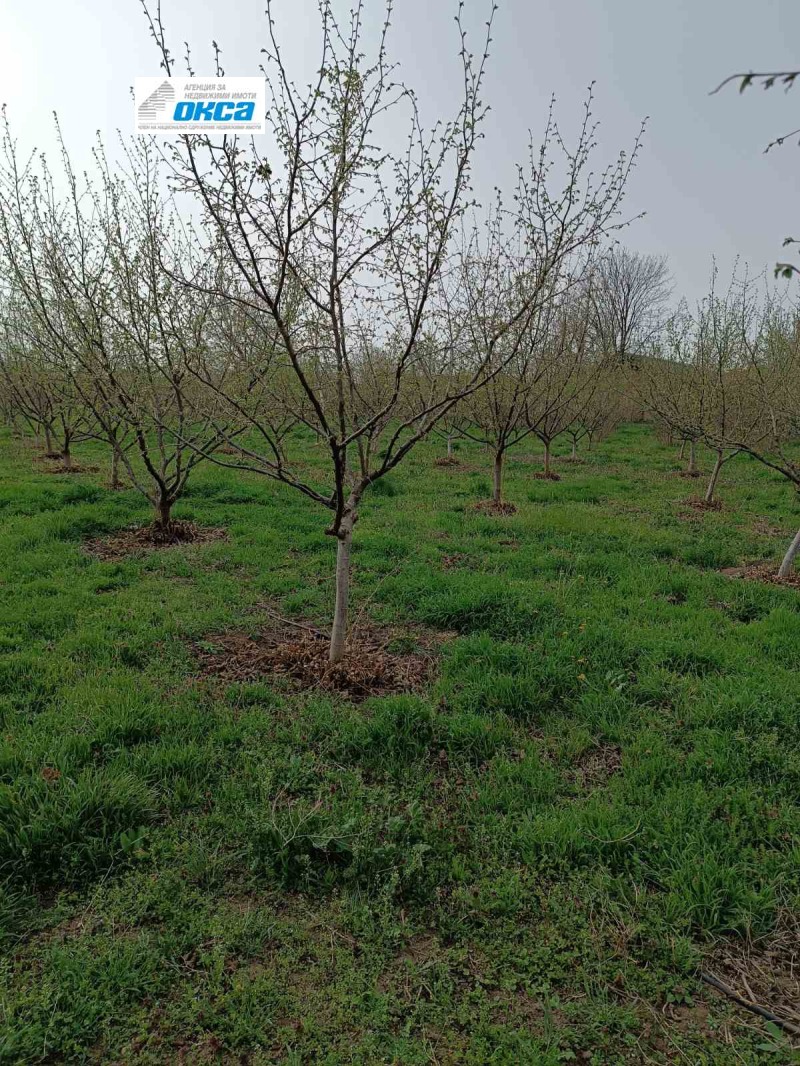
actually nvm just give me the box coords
[2,0,798,302]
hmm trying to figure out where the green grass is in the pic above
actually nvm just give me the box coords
[0,425,798,1063]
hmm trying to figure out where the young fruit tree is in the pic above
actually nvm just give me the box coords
[430,398,470,466]
[705,298,800,575]
[142,2,644,661]
[523,294,598,478]
[0,302,94,465]
[690,269,762,504]
[562,362,621,459]
[456,287,557,506]
[634,268,763,505]
[0,125,231,533]
[460,286,598,501]
[632,305,707,476]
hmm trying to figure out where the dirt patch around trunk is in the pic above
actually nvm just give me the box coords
[720,562,800,590]
[472,499,518,516]
[84,522,227,561]
[47,463,100,475]
[195,623,441,701]
[681,496,723,513]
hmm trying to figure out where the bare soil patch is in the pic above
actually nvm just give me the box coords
[84,522,227,561]
[195,623,439,701]
[472,499,518,516]
[434,455,461,468]
[32,451,98,472]
[674,469,703,479]
[530,471,561,481]
[681,496,723,513]
[664,591,687,605]
[702,910,800,1043]
[377,931,441,995]
[721,562,800,590]
[752,516,791,538]
[440,552,469,570]
[566,743,622,789]
[47,463,100,475]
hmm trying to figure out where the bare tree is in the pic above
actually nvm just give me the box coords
[563,363,621,458]
[457,284,558,505]
[0,297,95,464]
[0,317,61,454]
[632,305,707,476]
[691,269,761,504]
[524,295,597,477]
[430,399,470,465]
[588,247,671,363]
[703,299,800,575]
[0,120,229,531]
[636,268,768,504]
[141,2,644,661]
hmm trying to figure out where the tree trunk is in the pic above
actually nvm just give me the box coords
[110,447,122,490]
[687,440,697,474]
[446,434,453,459]
[330,518,355,663]
[543,440,551,476]
[679,439,686,461]
[704,450,724,504]
[44,424,53,453]
[778,527,800,579]
[492,450,504,503]
[155,496,173,532]
[61,440,72,471]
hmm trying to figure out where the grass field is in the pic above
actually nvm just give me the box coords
[0,423,798,1063]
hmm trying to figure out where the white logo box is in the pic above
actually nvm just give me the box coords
[135,77,265,135]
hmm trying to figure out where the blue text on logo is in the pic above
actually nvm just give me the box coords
[173,101,256,122]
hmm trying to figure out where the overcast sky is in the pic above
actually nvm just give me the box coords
[1,0,798,303]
